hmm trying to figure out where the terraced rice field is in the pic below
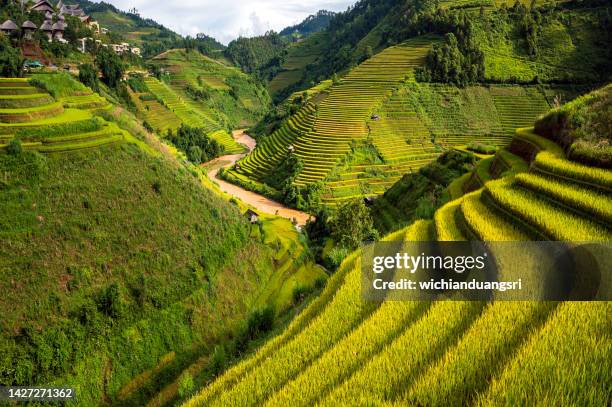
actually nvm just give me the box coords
[129,89,182,133]
[315,82,551,204]
[233,34,558,206]
[490,86,551,135]
[186,126,612,407]
[268,33,327,95]
[151,49,268,129]
[234,36,437,203]
[144,77,217,131]
[0,78,125,154]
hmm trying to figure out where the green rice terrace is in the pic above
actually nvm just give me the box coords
[0,77,122,154]
[267,32,328,96]
[185,97,612,407]
[229,36,574,206]
[126,49,272,154]
[150,49,271,128]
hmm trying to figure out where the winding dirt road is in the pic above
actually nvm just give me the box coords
[206,130,312,226]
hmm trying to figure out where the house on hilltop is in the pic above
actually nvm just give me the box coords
[29,0,100,34]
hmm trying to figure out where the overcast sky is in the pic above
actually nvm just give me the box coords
[99,0,355,44]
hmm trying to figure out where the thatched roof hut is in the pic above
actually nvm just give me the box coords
[0,20,18,33]
[40,20,53,31]
[52,21,66,31]
[22,21,37,30]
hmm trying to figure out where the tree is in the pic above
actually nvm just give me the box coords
[0,35,23,77]
[330,199,377,249]
[95,48,125,88]
[78,63,99,92]
[187,145,203,164]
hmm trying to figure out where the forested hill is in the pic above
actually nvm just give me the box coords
[279,10,337,38]
[263,0,612,98]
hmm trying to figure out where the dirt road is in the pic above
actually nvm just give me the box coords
[206,130,312,226]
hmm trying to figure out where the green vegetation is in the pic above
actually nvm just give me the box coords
[225,32,287,77]
[166,124,223,164]
[371,150,476,235]
[236,36,563,207]
[0,35,22,77]
[149,49,270,131]
[187,87,611,407]
[535,84,611,168]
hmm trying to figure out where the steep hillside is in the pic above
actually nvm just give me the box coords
[267,32,328,97]
[231,37,578,206]
[0,74,320,406]
[279,10,337,38]
[185,89,612,407]
[265,0,611,96]
[148,50,271,130]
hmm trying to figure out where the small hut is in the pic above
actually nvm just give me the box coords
[21,21,37,40]
[40,20,53,41]
[0,20,18,36]
[244,209,259,224]
[52,21,66,41]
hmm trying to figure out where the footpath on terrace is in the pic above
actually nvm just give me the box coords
[206,130,312,226]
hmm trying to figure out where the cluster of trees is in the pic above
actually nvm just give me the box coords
[513,1,542,57]
[305,198,378,269]
[417,30,485,86]
[166,125,224,164]
[0,35,22,77]
[225,31,287,76]
[279,10,337,38]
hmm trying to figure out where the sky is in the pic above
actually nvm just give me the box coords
[100,0,356,44]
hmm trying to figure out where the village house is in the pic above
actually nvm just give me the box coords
[29,0,101,35]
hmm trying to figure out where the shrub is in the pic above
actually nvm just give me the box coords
[188,145,203,164]
[246,306,275,339]
[292,284,314,305]
[78,63,99,92]
[178,372,194,398]
[97,282,124,319]
[6,139,23,155]
[467,143,497,155]
[330,199,377,250]
[0,35,23,77]
[209,345,227,377]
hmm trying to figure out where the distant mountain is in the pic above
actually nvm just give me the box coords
[280,10,336,37]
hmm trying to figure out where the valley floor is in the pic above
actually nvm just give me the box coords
[205,130,312,226]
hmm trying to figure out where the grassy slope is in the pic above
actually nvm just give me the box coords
[476,7,611,83]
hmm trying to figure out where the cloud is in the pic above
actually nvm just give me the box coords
[95,0,354,44]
